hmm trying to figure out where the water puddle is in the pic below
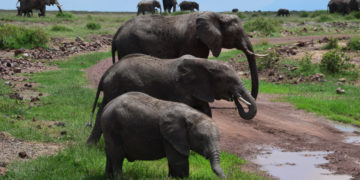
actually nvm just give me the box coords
[330,122,360,146]
[253,147,352,180]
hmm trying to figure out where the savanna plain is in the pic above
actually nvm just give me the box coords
[0,9,360,179]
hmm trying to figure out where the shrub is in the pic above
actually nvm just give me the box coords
[347,36,360,51]
[0,24,48,49]
[237,12,246,19]
[320,50,352,74]
[56,12,74,18]
[352,11,360,19]
[86,22,101,30]
[322,37,339,50]
[299,12,309,17]
[298,53,316,75]
[51,25,72,32]
[258,48,280,70]
[244,17,281,36]
[317,15,333,22]
[311,10,325,18]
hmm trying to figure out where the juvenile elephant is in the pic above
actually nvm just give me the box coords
[17,0,62,17]
[101,92,225,178]
[137,0,162,16]
[163,0,177,13]
[232,8,239,13]
[111,12,262,99]
[179,1,199,11]
[277,9,290,16]
[86,54,257,145]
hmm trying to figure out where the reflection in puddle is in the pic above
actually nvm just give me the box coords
[345,136,360,145]
[253,147,352,180]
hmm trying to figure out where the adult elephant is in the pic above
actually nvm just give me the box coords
[277,9,290,16]
[179,1,199,11]
[137,0,162,16]
[111,12,261,100]
[101,92,225,178]
[232,8,239,13]
[163,0,177,13]
[349,0,360,11]
[328,0,352,14]
[16,0,62,17]
[86,54,257,145]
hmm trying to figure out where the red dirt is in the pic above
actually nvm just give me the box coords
[86,57,360,179]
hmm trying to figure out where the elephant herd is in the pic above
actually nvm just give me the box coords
[86,11,261,178]
[137,0,199,15]
[16,0,62,17]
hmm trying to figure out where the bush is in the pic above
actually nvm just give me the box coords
[347,36,360,51]
[299,12,309,17]
[311,10,325,18]
[244,17,281,36]
[0,24,48,49]
[86,22,101,30]
[56,12,74,18]
[51,25,72,32]
[322,37,339,50]
[237,12,246,19]
[298,53,316,75]
[320,50,352,74]
[352,11,360,19]
[258,48,280,70]
[317,15,333,22]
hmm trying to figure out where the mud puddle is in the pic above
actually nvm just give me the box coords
[253,147,352,180]
[330,122,360,146]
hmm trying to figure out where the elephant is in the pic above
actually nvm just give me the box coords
[163,0,177,13]
[349,0,360,11]
[328,0,352,14]
[16,0,62,17]
[86,54,257,145]
[137,0,162,16]
[101,92,225,178]
[232,8,239,13]
[179,1,199,11]
[277,9,290,16]
[111,12,263,100]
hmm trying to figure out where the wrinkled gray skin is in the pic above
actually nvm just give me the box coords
[102,92,225,178]
[277,9,290,16]
[232,8,239,13]
[111,12,259,100]
[328,0,354,14]
[163,0,177,13]
[86,54,257,145]
[179,1,199,11]
[16,0,62,17]
[137,0,162,16]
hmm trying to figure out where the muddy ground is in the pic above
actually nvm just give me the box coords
[86,55,360,179]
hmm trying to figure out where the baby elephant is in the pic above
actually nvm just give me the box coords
[101,92,225,178]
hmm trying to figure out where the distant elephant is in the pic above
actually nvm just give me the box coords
[137,0,162,16]
[328,0,352,14]
[111,12,263,100]
[163,0,177,13]
[277,9,290,16]
[86,54,257,145]
[349,0,360,11]
[16,0,62,17]
[179,1,199,11]
[101,92,225,178]
[232,8,239,13]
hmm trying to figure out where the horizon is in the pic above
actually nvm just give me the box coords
[1,0,330,12]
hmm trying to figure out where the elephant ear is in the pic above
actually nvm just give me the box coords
[160,115,189,156]
[177,59,215,102]
[196,13,222,57]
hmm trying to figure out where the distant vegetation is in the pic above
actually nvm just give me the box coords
[322,37,339,50]
[244,17,282,36]
[0,24,48,49]
[347,36,360,51]
[56,12,74,19]
[86,22,101,30]
[50,25,72,32]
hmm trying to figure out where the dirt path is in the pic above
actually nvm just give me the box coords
[86,57,360,179]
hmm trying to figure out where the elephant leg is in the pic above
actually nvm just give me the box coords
[106,142,125,178]
[86,103,105,145]
[164,141,189,178]
[105,148,113,177]
[193,101,212,117]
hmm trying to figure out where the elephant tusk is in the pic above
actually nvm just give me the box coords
[238,97,251,106]
[245,49,268,58]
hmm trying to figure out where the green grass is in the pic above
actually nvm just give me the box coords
[243,17,283,36]
[0,23,49,49]
[50,25,72,32]
[0,52,264,179]
[86,22,101,30]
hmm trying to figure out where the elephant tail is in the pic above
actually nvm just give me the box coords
[87,82,102,127]
[112,41,116,64]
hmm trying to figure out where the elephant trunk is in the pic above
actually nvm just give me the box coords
[244,48,259,99]
[233,83,257,120]
[55,1,62,13]
[210,151,225,178]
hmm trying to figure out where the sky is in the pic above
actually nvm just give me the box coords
[1,0,330,12]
